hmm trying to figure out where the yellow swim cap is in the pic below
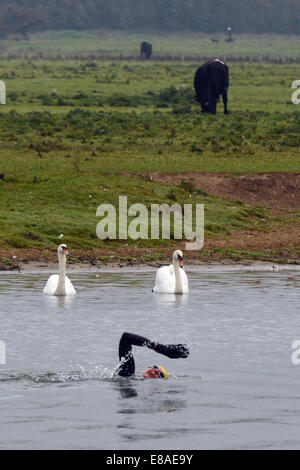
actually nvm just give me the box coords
[158,365,168,380]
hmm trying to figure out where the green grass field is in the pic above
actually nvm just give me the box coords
[1,30,300,61]
[0,32,299,263]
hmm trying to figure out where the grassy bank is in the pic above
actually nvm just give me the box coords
[0,54,299,266]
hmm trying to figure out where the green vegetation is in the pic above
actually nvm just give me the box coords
[1,31,300,61]
[0,53,299,261]
[0,171,271,251]
[0,60,299,173]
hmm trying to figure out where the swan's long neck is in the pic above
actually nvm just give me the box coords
[55,253,66,295]
[173,257,183,294]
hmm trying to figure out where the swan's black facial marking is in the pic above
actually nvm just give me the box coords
[177,252,184,268]
[58,244,68,254]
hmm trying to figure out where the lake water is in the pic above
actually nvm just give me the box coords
[0,267,299,450]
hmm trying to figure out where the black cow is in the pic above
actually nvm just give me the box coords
[194,59,229,115]
[140,41,152,60]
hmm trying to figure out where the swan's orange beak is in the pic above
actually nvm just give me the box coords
[178,257,183,267]
[64,248,69,255]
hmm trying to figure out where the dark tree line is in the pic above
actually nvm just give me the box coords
[0,0,299,38]
[0,2,43,39]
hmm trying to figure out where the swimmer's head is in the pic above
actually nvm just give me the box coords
[142,365,168,380]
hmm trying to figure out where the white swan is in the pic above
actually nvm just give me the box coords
[153,250,189,294]
[43,244,76,296]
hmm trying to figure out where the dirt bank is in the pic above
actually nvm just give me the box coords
[141,172,300,212]
[0,228,299,272]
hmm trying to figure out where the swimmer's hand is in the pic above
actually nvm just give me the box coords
[153,342,190,359]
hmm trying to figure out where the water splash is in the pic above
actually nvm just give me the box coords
[0,363,114,385]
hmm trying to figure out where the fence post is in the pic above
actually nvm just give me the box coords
[0,81,6,104]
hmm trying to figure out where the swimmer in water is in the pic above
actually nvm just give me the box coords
[116,332,189,379]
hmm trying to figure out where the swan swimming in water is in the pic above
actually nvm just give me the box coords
[43,244,76,296]
[152,250,189,294]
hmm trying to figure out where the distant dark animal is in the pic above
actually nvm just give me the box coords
[210,38,219,43]
[140,41,152,60]
[194,59,229,115]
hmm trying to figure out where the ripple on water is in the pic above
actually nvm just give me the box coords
[0,269,299,449]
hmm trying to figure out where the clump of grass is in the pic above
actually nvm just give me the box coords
[180,179,195,192]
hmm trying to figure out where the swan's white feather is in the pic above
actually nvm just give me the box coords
[43,274,76,296]
[63,276,76,295]
[43,274,59,295]
[153,265,188,294]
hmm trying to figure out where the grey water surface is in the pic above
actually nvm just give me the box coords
[0,268,299,450]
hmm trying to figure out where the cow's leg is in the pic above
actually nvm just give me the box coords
[210,101,217,115]
[201,102,210,113]
[222,92,229,114]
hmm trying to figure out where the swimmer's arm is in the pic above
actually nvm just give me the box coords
[119,332,189,359]
[152,342,190,359]
[117,332,189,377]
[117,332,153,377]
[118,332,152,360]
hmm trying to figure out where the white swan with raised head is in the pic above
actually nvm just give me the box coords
[153,250,189,294]
[43,244,76,296]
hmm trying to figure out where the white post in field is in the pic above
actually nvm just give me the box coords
[0,81,6,104]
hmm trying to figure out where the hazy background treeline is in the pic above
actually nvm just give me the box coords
[0,0,299,39]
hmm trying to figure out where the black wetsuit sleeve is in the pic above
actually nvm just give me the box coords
[117,332,153,377]
[154,342,189,359]
[116,332,189,377]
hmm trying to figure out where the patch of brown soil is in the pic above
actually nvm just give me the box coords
[204,225,300,252]
[143,172,300,212]
[1,224,299,271]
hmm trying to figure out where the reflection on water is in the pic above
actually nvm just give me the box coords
[117,384,188,448]
[115,379,188,444]
[0,268,299,449]
[115,379,139,399]
[42,294,76,309]
[152,293,189,307]
[117,392,187,415]
[113,379,187,416]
